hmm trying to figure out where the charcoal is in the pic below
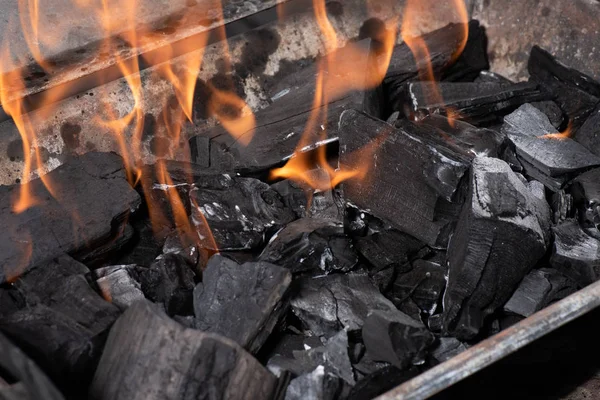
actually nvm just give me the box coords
[354,230,425,272]
[271,179,308,218]
[290,273,397,337]
[443,157,551,340]
[190,175,295,251]
[193,255,291,354]
[430,337,467,364]
[94,265,145,310]
[259,218,358,274]
[292,330,355,385]
[0,152,140,284]
[571,168,600,235]
[284,366,341,400]
[90,300,278,400]
[348,366,422,400]
[77,224,134,267]
[0,256,120,392]
[162,232,202,268]
[550,190,574,224]
[0,331,65,400]
[502,104,600,190]
[401,81,548,124]
[574,102,600,156]
[136,253,196,316]
[113,218,164,267]
[188,135,210,168]
[441,20,490,82]
[352,353,391,377]
[531,101,565,129]
[528,46,600,131]
[474,70,514,85]
[268,355,308,378]
[550,220,600,287]
[390,259,446,316]
[339,110,472,246]
[362,310,435,369]
[504,270,553,317]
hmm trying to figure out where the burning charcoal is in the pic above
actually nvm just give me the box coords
[136,253,196,316]
[430,337,467,363]
[354,230,425,272]
[572,168,600,235]
[259,218,358,274]
[528,46,600,130]
[502,104,600,190]
[362,310,435,369]
[401,81,548,123]
[0,256,120,393]
[390,259,446,316]
[339,110,472,246]
[290,273,397,337]
[550,220,600,287]
[77,224,135,267]
[90,300,278,400]
[443,157,551,340]
[114,218,164,267]
[285,366,341,400]
[188,135,210,168]
[271,179,308,218]
[190,175,295,251]
[0,152,141,284]
[193,255,291,354]
[94,265,145,311]
[162,232,202,267]
[441,20,490,82]
[0,331,65,400]
[531,101,566,129]
[574,103,600,157]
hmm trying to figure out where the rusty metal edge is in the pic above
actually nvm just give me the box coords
[375,279,600,400]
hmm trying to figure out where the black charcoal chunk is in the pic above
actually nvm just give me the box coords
[390,259,446,315]
[502,104,600,189]
[354,229,425,271]
[430,337,467,363]
[259,218,358,274]
[443,157,551,340]
[0,256,120,393]
[474,70,514,85]
[190,175,295,251]
[550,220,600,287]
[290,274,397,337]
[194,255,291,354]
[0,152,141,284]
[94,265,145,310]
[348,366,422,400]
[574,103,600,157]
[362,310,435,369]
[504,270,553,317]
[339,110,471,246]
[572,168,600,236]
[441,20,490,83]
[402,82,547,124]
[136,253,196,316]
[550,190,574,224]
[531,101,565,129]
[114,218,164,267]
[285,366,341,400]
[90,300,278,400]
[189,135,210,168]
[271,179,309,218]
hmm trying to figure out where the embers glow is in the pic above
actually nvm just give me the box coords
[541,121,573,140]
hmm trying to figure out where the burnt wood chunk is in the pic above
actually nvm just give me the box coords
[531,101,565,129]
[502,104,600,190]
[430,337,467,363]
[355,230,425,271]
[443,157,551,340]
[290,273,397,337]
[574,103,600,157]
[94,265,145,310]
[362,310,435,369]
[190,175,295,251]
[0,256,120,393]
[259,218,358,274]
[0,152,141,284]
[550,220,600,287]
[391,259,446,316]
[0,332,64,400]
[285,366,341,400]
[572,168,600,236]
[339,110,471,246]
[90,300,278,400]
[401,81,548,123]
[442,20,490,83]
[193,255,291,354]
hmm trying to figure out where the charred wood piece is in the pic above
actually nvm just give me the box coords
[390,259,446,316]
[284,366,341,400]
[574,102,600,157]
[354,229,425,272]
[571,168,600,236]
[94,265,145,311]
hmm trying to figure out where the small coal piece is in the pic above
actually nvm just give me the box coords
[90,300,278,400]
[430,337,468,363]
[550,220,600,287]
[502,104,600,190]
[193,254,291,354]
[443,157,551,340]
[362,310,435,369]
[354,229,425,272]
[190,175,295,251]
[0,255,120,393]
[259,218,358,274]
[574,102,600,157]
[285,365,341,400]
[94,265,145,311]
[0,152,141,284]
[571,167,600,236]
[530,101,566,129]
[390,259,447,316]
[290,273,398,337]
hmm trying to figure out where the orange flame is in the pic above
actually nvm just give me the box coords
[541,121,573,140]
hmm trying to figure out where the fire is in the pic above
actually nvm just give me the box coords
[270,0,397,191]
[541,121,573,140]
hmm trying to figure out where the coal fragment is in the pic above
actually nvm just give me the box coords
[90,300,278,400]
[354,229,425,271]
[193,255,291,354]
[136,253,197,316]
[0,152,140,284]
[531,101,565,129]
[362,310,435,369]
[503,269,552,317]
[441,20,490,82]
[443,157,551,340]
[290,273,397,337]
[550,220,600,287]
[574,102,600,157]
[550,190,574,224]
[94,265,145,310]
[502,104,600,190]
[339,110,472,246]
[348,366,422,400]
[259,218,358,274]
[190,175,295,250]
[390,259,446,315]
[271,179,308,218]
[572,168,600,236]
[285,366,341,400]
[430,337,467,363]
